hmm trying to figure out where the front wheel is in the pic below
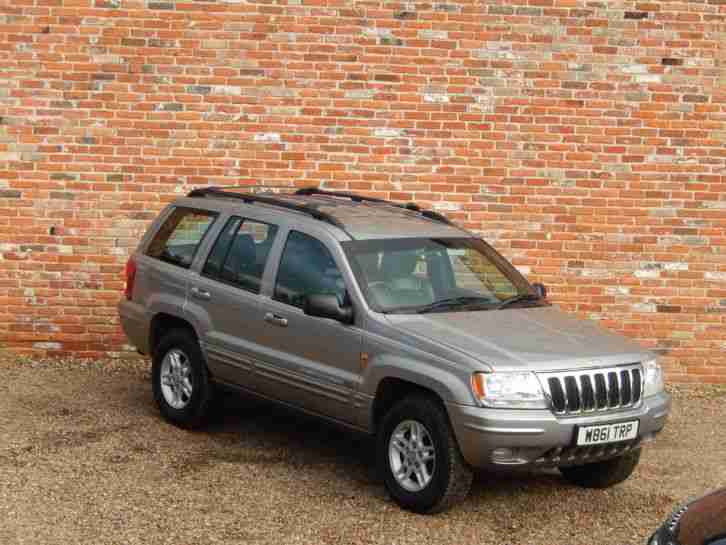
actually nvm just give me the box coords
[377,395,473,514]
[559,448,641,488]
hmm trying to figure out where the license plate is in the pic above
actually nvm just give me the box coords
[576,420,639,446]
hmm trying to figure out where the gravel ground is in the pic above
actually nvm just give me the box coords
[1,353,724,545]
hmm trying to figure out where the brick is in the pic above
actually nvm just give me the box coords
[186,86,212,95]
[489,5,514,15]
[380,36,403,46]
[32,342,62,350]
[374,128,407,138]
[254,133,281,143]
[157,103,184,112]
[683,95,708,103]
[49,192,75,200]
[121,38,145,47]
[624,11,649,19]
[433,3,459,12]
[374,74,400,82]
[50,173,78,181]
[657,305,681,313]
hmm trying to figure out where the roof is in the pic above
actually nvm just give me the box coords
[184,187,468,241]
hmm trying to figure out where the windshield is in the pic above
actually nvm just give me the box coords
[342,237,545,314]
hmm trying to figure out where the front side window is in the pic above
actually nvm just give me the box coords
[202,216,278,293]
[274,231,347,309]
[343,237,543,313]
[146,207,217,269]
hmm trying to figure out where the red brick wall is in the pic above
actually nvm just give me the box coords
[1,0,724,382]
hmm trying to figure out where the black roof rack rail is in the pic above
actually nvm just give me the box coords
[296,187,393,205]
[420,210,452,224]
[186,186,351,234]
[295,187,452,225]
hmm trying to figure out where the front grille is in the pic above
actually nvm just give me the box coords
[538,363,642,416]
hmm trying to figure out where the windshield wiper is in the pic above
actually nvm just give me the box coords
[496,293,541,309]
[414,296,495,314]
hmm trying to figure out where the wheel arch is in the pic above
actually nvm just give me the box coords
[149,312,198,359]
[371,376,449,434]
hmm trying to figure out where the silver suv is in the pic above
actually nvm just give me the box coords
[118,187,671,513]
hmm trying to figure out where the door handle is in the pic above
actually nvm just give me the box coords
[264,312,288,327]
[190,286,211,301]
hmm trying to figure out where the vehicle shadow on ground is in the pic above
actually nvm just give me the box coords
[200,391,567,501]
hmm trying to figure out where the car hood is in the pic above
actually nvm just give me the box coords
[672,488,726,545]
[384,306,650,371]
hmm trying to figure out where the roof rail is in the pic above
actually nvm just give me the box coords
[186,186,351,234]
[296,187,396,206]
[295,187,452,225]
[212,184,298,193]
[420,210,452,224]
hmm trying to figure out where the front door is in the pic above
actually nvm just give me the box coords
[254,229,362,424]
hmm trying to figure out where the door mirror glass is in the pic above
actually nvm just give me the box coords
[533,282,547,298]
[303,294,353,324]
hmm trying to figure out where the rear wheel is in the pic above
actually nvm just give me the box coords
[377,395,472,514]
[152,329,213,429]
[559,448,641,488]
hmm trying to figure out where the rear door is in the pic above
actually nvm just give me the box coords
[136,206,219,337]
[186,215,280,387]
[253,228,363,424]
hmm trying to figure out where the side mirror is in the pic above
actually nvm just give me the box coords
[303,293,354,324]
[533,283,547,298]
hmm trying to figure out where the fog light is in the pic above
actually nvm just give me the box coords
[491,448,517,464]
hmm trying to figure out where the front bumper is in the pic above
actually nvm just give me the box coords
[446,391,671,469]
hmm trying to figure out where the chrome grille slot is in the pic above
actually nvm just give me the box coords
[608,372,619,407]
[538,363,643,416]
[580,374,595,411]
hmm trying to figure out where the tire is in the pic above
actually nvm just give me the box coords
[377,394,473,514]
[152,329,213,429]
[559,448,641,489]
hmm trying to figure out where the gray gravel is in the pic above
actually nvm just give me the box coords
[1,353,724,545]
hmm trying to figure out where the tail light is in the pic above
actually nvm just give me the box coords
[124,256,137,300]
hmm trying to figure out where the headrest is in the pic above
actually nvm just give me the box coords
[382,251,418,279]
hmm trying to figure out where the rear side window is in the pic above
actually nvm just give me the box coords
[146,207,217,269]
[202,216,278,294]
[274,231,346,309]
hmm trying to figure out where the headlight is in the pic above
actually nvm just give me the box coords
[643,358,665,397]
[471,372,548,409]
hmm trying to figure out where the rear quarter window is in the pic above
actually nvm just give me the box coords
[146,207,217,269]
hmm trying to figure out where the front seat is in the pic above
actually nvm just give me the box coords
[370,251,435,309]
